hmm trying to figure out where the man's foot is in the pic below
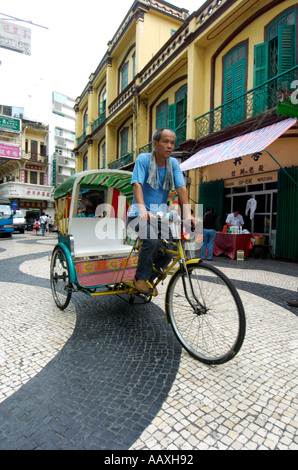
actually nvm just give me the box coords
[133,277,153,294]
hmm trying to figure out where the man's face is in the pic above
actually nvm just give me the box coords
[153,130,176,160]
[233,211,239,216]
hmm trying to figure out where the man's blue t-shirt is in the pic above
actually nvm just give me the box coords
[128,153,185,217]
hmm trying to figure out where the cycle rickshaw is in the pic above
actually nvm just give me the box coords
[50,169,245,365]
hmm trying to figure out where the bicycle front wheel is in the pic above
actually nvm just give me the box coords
[166,261,245,365]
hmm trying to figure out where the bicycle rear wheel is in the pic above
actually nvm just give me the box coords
[166,261,245,364]
[50,246,72,310]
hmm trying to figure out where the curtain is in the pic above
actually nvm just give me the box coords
[199,180,224,231]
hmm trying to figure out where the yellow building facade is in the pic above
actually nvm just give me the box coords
[74,0,298,260]
[0,117,50,212]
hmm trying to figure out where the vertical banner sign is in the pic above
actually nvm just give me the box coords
[0,20,31,55]
[52,155,56,186]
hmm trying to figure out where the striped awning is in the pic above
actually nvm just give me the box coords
[180,118,297,171]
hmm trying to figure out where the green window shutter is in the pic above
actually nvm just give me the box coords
[223,47,246,127]
[84,112,88,132]
[120,128,128,156]
[225,68,233,102]
[224,47,246,101]
[176,94,187,126]
[98,101,106,121]
[156,101,168,128]
[254,42,269,86]
[99,101,106,115]
[234,61,245,97]
[278,24,295,74]
[167,104,176,131]
[132,53,136,78]
[224,61,245,101]
[121,64,128,91]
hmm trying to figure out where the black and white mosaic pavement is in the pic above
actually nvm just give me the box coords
[0,233,297,450]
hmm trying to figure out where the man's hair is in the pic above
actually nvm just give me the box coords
[152,128,176,142]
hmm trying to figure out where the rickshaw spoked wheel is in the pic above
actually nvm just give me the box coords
[50,246,72,310]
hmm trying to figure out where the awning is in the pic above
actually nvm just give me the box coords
[180,117,297,171]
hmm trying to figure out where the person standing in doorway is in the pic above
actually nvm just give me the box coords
[201,206,218,261]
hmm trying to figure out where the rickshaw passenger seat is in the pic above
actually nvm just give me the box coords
[70,217,132,258]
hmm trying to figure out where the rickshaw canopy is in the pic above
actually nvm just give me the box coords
[54,169,134,201]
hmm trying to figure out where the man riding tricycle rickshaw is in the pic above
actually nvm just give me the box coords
[51,129,245,365]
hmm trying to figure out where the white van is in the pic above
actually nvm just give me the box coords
[13,210,26,233]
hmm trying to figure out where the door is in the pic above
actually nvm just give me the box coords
[31,140,38,161]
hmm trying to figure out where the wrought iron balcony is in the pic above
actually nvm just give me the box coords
[138,121,186,155]
[91,111,106,133]
[76,131,86,147]
[139,142,153,154]
[195,66,298,139]
[108,152,134,169]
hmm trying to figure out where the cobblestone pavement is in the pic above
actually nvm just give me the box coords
[0,232,297,450]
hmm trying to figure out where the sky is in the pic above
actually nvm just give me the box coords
[0,0,206,122]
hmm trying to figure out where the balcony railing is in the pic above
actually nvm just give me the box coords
[76,131,86,147]
[22,152,48,163]
[138,120,187,155]
[108,152,134,169]
[139,142,153,154]
[195,66,298,139]
[91,111,106,133]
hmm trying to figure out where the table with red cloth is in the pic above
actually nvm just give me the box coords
[213,232,252,260]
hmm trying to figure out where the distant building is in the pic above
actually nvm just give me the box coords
[0,106,52,222]
[48,91,76,186]
[0,92,76,225]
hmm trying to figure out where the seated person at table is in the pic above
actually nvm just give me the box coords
[226,209,244,227]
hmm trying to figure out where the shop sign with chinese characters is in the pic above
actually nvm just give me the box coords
[224,152,278,187]
[0,20,31,55]
[0,143,20,159]
[0,183,52,200]
[20,201,47,210]
[0,115,21,132]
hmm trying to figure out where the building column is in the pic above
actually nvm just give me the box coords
[106,124,116,168]
[87,140,98,170]
[87,84,97,130]
[187,42,206,140]
[135,95,148,156]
